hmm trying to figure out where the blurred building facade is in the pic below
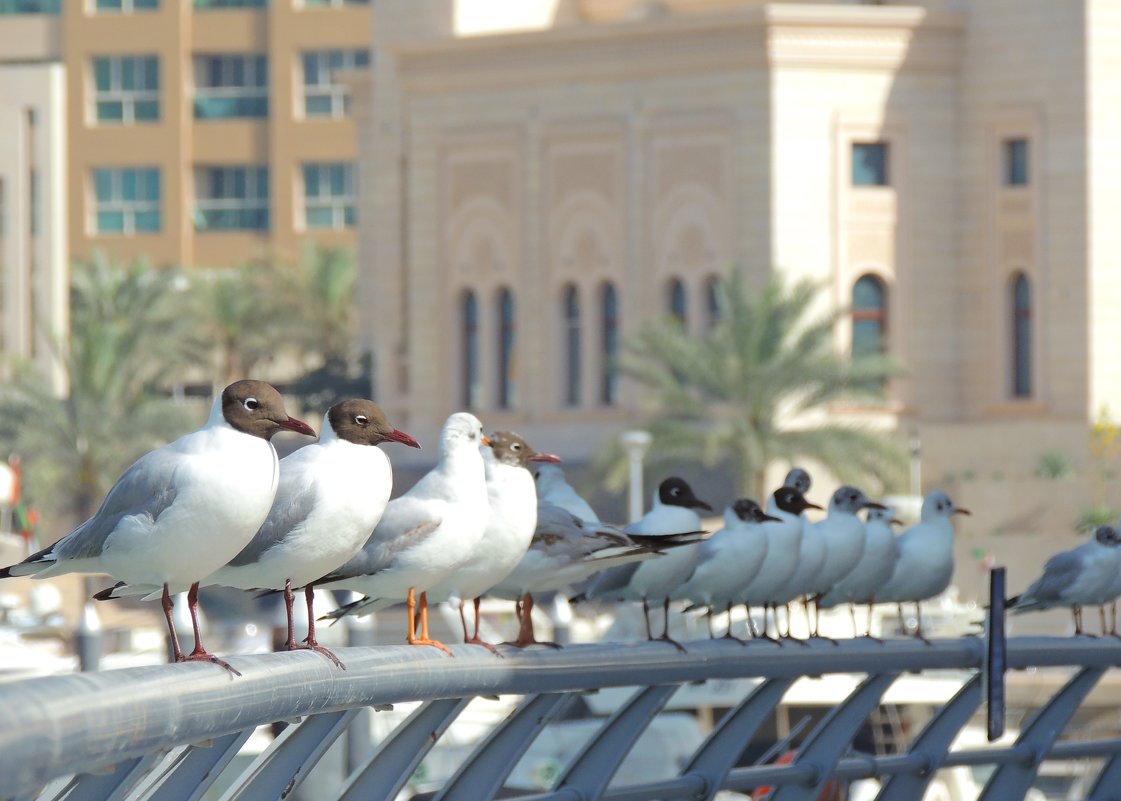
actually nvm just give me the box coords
[0,0,370,273]
[357,0,1121,586]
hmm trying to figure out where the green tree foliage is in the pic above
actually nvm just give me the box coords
[594,269,908,500]
[0,254,205,523]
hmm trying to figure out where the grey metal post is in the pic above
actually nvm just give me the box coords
[75,601,102,672]
[985,566,1006,741]
[620,430,652,523]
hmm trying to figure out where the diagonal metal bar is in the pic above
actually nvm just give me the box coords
[978,666,1105,801]
[551,684,678,801]
[434,693,577,801]
[769,673,899,801]
[874,675,982,801]
[335,697,470,801]
[136,729,255,801]
[683,678,796,801]
[45,753,162,801]
[219,709,358,801]
[1087,750,1121,801]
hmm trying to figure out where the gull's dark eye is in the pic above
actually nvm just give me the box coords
[512,443,522,451]
[243,397,259,411]
[354,415,368,426]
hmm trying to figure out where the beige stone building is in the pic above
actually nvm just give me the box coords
[357,0,1121,602]
[0,0,371,272]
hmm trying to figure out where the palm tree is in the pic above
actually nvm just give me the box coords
[0,254,206,524]
[595,269,907,501]
[193,262,291,385]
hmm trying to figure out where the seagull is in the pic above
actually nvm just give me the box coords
[804,486,885,636]
[819,504,903,638]
[875,490,970,640]
[1,380,316,674]
[199,399,418,668]
[314,412,490,655]
[533,462,600,522]
[1099,518,1121,636]
[1010,525,1121,636]
[673,498,777,640]
[413,431,559,652]
[763,468,818,638]
[739,486,821,640]
[489,502,700,646]
[581,477,712,650]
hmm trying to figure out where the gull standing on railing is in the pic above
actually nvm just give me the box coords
[1,380,316,674]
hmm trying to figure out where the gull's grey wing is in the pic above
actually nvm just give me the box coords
[1024,548,1085,602]
[584,562,642,599]
[227,471,319,567]
[53,449,181,561]
[534,503,632,557]
[319,518,442,583]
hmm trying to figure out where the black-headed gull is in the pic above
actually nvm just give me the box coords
[533,462,600,522]
[202,399,417,667]
[314,412,490,654]
[489,502,698,646]
[672,498,777,639]
[1010,525,1121,636]
[875,490,970,640]
[581,477,711,651]
[740,487,820,640]
[2,380,316,674]
[818,504,902,638]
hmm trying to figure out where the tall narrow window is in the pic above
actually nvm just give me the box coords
[461,291,479,409]
[852,142,889,186]
[563,284,581,407]
[668,278,687,325]
[497,288,516,409]
[601,282,619,406]
[704,275,722,330]
[852,274,887,358]
[1012,273,1032,398]
[1003,138,1029,186]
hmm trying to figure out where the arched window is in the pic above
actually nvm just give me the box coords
[563,284,581,407]
[601,282,619,406]
[461,290,479,409]
[852,275,887,358]
[1011,272,1032,398]
[497,287,516,409]
[704,275,722,330]
[668,278,687,325]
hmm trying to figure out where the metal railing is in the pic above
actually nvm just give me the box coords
[2,635,1121,801]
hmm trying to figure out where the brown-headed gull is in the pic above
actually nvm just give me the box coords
[2,380,316,674]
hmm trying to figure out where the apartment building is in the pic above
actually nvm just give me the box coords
[0,0,371,270]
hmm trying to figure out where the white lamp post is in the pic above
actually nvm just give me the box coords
[620,430,653,523]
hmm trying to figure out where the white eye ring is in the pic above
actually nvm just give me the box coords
[355,415,368,426]
[243,397,259,411]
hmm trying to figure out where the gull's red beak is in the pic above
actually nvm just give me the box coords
[278,416,316,437]
[530,452,562,463]
[385,429,421,449]
[953,507,972,516]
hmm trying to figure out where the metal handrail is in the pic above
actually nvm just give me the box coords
[2,636,1119,800]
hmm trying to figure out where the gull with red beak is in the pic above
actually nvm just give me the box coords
[2,380,316,674]
[197,399,418,668]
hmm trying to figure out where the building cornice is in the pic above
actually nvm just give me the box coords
[392,4,964,94]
